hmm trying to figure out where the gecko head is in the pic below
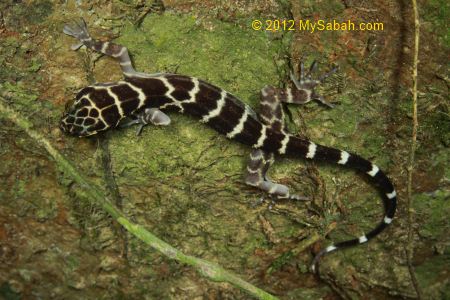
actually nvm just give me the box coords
[60,111,97,137]
[60,92,108,137]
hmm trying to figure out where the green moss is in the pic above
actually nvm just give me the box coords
[268,250,294,274]
[415,190,449,240]
[1,82,39,112]
[422,0,450,47]
[421,106,450,147]
[415,255,450,299]
[17,180,27,198]
[8,0,53,27]
[35,198,57,221]
[286,286,333,300]
[0,282,21,300]
[65,255,81,271]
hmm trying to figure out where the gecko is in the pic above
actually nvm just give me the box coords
[60,19,397,273]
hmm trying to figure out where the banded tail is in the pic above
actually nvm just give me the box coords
[269,132,396,272]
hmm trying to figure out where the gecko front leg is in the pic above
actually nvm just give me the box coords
[266,61,338,108]
[120,108,171,135]
[63,18,160,78]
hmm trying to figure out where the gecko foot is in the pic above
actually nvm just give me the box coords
[119,108,171,136]
[63,18,91,50]
[290,61,338,108]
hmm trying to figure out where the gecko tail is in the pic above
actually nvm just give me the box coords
[282,136,397,273]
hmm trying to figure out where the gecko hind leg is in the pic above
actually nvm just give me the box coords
[252,86,308,201]
[244,149,308,201]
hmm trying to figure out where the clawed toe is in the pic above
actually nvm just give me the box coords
[289,194,310,201]
[290,71,302,90]
[276,193,309,201]
[318,66,338,83]
[314,95,335,108]
[305,60,318,79]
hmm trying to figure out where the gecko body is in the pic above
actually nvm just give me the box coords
[60,19,397,272]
